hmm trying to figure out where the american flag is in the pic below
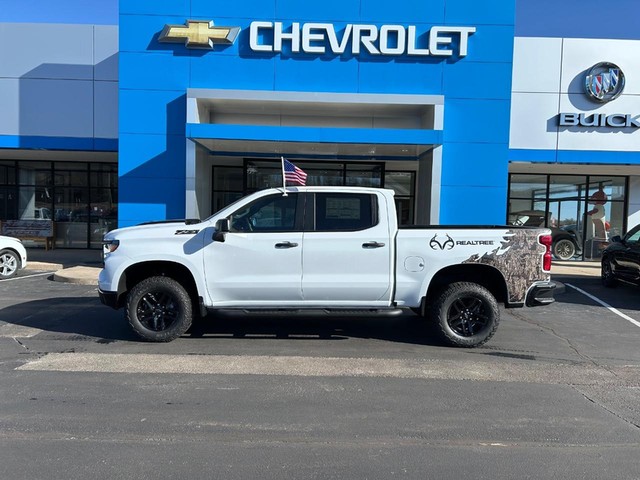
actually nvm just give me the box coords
[283,158,307,186]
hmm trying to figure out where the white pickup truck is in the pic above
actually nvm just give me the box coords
[99,187,555,347]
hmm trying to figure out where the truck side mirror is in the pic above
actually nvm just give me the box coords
[611,235,622,244]
[213,218,230,242]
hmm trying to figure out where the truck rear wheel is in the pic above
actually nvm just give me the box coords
[126,276,192,342]
[430,282,499,348]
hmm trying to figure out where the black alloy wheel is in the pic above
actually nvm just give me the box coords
[126,276,193,342]
[430,282,500,348]
[447,296,490,337]
[137,291,180,332]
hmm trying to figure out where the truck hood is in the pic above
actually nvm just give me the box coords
[104,219,207,241]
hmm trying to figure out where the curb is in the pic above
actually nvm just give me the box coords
[25,261,64,271]
[52,266,100,286]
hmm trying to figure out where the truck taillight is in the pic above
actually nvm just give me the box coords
[539,234,552,272]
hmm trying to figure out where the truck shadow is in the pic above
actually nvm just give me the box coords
[0,297,447,347]
[188,311,444,346]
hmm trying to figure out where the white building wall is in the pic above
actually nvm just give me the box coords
[510,37,640,152]
[511,36,640,230]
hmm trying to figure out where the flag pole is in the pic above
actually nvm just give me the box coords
[281,156,288,196]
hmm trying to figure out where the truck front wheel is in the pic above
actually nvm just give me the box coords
[430,282,499,348]
[126,276,192,342]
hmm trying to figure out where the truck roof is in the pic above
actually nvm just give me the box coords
[263,186,396,195]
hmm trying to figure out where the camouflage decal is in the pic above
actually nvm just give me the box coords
[462,229,549,304]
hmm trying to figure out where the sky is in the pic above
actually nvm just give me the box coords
[0,0,118,25]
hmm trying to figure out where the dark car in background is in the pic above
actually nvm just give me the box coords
[509,211,582,261]
[601,224,640,287]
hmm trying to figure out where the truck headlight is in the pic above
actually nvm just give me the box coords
[103,239,120,258]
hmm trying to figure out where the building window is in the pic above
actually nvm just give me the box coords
[385,171,415,225]
[212,160,416,225]
[0,160,117,249]
[508,174,627,260]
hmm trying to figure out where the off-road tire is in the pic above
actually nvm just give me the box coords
[430,282,500,348]
[126,276,192,342]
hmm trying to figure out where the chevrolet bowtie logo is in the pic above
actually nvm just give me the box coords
[159,20,240,49]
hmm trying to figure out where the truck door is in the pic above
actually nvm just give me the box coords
[204,193,304,305]
[301,192,392,304]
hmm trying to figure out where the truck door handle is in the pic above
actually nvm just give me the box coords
[362,241,385,249]
[275,241,299,249]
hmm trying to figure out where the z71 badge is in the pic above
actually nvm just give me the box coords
[175,229,200,235]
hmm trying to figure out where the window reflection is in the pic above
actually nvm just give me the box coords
[509,174,627,260]
[0,160,117,249]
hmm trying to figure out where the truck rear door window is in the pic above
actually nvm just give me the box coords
[314,193,378,231]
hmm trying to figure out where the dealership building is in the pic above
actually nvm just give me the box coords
[0,0,638,259]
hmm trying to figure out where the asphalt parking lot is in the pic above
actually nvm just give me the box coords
[0,264,639,479]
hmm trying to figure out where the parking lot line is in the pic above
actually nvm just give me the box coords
[565,283,640,329]
[0,272,54,282]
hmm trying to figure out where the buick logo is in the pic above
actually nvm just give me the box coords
[430,234,454,250]
[585,62,625,103]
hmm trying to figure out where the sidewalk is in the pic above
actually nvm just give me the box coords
[25,248,102,286]
[24,247,601,287]
[550,260,600,277]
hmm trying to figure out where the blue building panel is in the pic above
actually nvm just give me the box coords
[358,57,444,95]
[442,99,511,144]
[119,90,186,136]
[118,177,187,227]
[275,0,361,22]
[274,56,360,93]
[443,61,512,100]
[119,52,190,91]
[441,143,509,187]
[557,150,640,165]
[191,0,275,20]
[462,25,514,64]
[190,54,276,91]
[119,133,186,178]
[119,0,517,226]
[360,0,445,23]
[0,135,95,151]
[439,185,508,225]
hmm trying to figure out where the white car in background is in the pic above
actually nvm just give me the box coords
[0,235,28,279]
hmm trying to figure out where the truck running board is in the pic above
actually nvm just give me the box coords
[207,308,405,317]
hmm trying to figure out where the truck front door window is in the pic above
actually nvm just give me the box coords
[230,194,298,232]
